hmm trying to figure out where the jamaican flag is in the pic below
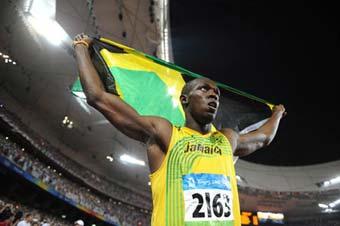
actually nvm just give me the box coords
[72,37,273,132]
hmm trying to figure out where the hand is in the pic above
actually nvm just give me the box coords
[272,104,287,118]
[73,33,93,48]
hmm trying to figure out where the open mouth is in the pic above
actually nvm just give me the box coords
[208,101,217,109]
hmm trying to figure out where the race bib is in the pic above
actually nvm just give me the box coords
[183,173,233,223]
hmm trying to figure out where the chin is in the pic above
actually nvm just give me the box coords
[200,113,216,124]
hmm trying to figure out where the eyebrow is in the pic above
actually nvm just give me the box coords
[198,83,220,95]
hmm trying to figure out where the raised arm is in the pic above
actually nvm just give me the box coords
[73,34,171,147]
[222,105,286,157]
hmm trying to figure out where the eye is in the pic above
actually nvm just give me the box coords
[200,86,208,92]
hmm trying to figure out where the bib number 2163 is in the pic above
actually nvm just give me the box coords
[184,189,233,222]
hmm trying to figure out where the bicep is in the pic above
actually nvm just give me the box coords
[93,92,171,144]
[234,131,268,156]
[238,132,267,147]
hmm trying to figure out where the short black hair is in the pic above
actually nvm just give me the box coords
[181,79,198,96]
[181,77,215,96]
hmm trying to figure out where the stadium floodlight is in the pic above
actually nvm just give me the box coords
[106,155,114,162]
[318,203,328,209]
[62,116,69,124]
[61,116,74,129]
[329,176,340,185]
[322,176,340,187]
[329,199,340,208]
[27,15,68,46]
[120,154,145,166]
[24,0,69,46]
[26,0,56,19]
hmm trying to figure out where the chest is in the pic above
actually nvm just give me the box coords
[167,134,232,175]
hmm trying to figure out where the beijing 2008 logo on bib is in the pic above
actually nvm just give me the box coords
[182,173,233,225]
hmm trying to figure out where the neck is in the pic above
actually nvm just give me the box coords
[184,113,212,134]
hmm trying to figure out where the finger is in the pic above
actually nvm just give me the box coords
[75,34,81,41]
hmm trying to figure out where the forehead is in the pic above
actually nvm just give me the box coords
[193,78,218,89]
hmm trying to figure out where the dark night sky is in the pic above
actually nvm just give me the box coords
[170,0,340,166]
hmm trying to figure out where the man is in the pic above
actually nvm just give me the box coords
[17,213,32,226]
[73,34,286,226]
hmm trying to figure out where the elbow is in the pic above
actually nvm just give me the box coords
[85,90,103,108]
[262,141,270,148]
[263,135,274,147]
[86,97,98,107]
[85,91,104,107]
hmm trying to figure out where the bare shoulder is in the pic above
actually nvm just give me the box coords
[219,128,239,150]
[144,116,172,131]
[143,116,173,149]
[219,128,238,138]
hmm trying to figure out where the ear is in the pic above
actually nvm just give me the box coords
[180,94,188,105]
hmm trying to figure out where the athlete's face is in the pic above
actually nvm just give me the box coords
[184,78,220,124]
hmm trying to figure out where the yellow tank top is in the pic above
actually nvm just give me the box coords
[150,126,241,226]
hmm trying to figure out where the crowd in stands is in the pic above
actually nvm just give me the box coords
[0,197,71,226]
[285,219,340,226]
[238,184,340,201]
[0,107,151,210]
[0,134,150,226]
[1,104,151,225]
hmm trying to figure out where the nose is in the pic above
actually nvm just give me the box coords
[208,91,219,101]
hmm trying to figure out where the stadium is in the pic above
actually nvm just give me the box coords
[1,0,339,225]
